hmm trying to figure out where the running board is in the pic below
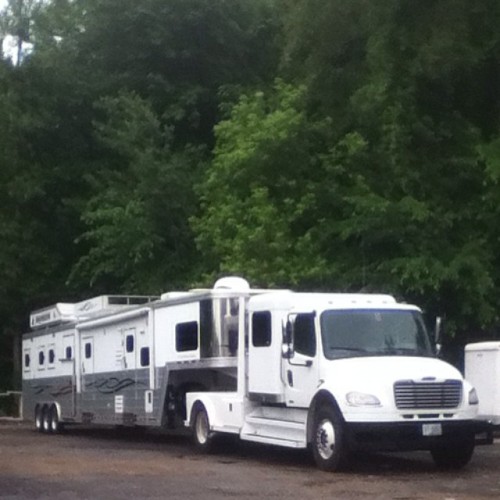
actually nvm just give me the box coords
[240,415,307,448]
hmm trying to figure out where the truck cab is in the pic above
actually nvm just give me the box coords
[187,289,486,471]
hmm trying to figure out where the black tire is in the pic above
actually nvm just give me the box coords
[42,405,51,433]
[34,405,43,433]
[192,404,214,453]
[430,434,475,470]
[49,405,63,434]
[311,405,347,472]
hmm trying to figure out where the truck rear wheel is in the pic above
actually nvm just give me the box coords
[192,404,214,453]
[430,434,475,470]
[311,405,347,472]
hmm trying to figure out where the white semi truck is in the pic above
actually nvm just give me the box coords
[22,277,490,471]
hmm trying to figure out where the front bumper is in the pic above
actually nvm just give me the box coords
[344,419,493,452]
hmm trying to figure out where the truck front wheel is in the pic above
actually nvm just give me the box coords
[430,434,475,470]
[311,405,347,471]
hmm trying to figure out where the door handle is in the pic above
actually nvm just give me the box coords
[287,369,293,387]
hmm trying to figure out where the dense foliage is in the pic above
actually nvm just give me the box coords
[2,0,500,385]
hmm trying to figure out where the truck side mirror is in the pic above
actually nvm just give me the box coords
[435,317,442,355]
[284,320,293,345]
[282,344,293,359]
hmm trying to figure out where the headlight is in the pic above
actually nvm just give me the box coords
[468,388,479,405]
[346,391,381,407]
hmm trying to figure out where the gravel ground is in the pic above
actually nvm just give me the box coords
[1,420,500,499]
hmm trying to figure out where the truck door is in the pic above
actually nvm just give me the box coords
[283,313,319,408]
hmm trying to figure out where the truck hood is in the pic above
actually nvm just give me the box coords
[323,355,463,395]
[319,355,475,419]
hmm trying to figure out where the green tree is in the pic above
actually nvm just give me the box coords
[193,82,329,287]
[71,92,203,292]
[195,0,500,337]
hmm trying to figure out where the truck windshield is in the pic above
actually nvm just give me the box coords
[320,309,434,360]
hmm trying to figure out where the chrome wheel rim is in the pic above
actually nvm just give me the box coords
[316,418,335,460]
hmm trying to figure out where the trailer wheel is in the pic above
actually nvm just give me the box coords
[49,405,63,434]
[311,405,347,472]
[430,434,475,470]
[42,405,51,433]
[192,404,214,453]
[34,405,43,432]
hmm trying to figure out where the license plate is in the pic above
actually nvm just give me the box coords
[422,423,442,436]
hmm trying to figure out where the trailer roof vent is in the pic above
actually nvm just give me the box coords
[75,295,158,315]
[30,303,76,329]
[160,291,193,301]
[213,277,250,291]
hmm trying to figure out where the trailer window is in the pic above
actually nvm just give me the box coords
[140,347,150,367]
[252,311,272,347]
[126,335,134,353]
[65,346,73,360]
[48,349,55,364]
[24,354,30,368]
[176,321,198,352]
[85,342,92,359]
[38,351,45,366]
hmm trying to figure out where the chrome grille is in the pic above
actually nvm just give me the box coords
[394,380,462,409]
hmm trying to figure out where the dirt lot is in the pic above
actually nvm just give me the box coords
[1,421,500,499]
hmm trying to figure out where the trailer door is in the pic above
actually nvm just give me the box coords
[82,337,94,375]
[62,333,76,415]
[123,327,136,370]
